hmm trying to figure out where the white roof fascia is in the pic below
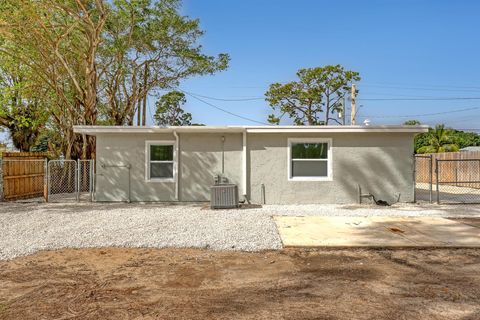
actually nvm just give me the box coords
[73,125,429,135]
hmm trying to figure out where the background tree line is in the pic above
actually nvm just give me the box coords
[404,121,480,153]
[0,0,229,159]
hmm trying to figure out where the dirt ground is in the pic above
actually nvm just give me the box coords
[0,248,479,320]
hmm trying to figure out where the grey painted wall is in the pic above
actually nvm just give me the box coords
[179,133,243,201]
[96,133,176,201]
[95,132,243,202]
[94,131,414,204]
[248,133,415,204]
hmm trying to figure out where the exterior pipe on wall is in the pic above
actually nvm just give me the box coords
[242,130,248,200]
[173,130,179,201]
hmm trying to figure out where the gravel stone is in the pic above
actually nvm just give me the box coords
[1,202,479,260]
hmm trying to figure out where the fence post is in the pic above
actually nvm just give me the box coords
[90,159,94,202]
[435,159,440,204]
[413,154,417,203]
[76,160,80,202]
[0,158,3,202]
[429,155,433,203]
[44,159,48,202]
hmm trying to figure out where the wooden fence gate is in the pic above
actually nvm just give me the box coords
[1,153,94,202]
[0,152,47,201]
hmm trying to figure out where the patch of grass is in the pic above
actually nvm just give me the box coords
[0,303,8,314]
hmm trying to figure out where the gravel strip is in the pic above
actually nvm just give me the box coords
[0,203,282,260]
[1,202,480,260]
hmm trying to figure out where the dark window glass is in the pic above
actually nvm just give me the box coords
[292,161,328,177]
[150,145,173,161]
[291,143,327,159]
[150,163,173,179]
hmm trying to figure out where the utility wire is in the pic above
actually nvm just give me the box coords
[181,90,480,102]
[357,106,480,119]
[182,91,264,101]
[180,90,270,125]
[358,97,480,101]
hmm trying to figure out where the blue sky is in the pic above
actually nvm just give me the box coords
[158,0,480,130]
[2,0,479,145]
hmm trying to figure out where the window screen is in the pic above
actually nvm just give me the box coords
[148,144,174,180]
[290,142,330,179]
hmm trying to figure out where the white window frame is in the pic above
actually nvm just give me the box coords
[287,138,333,181]
[145,140,177,182]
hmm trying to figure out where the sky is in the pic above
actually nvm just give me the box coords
[2,0,480,146]
[156,0,480,130]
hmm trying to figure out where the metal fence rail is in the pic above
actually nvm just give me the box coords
[435,159,480,204]
[415,154,480,204]
[414,154,433,203]
[1,158,94,203]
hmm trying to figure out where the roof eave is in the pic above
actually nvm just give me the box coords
[73,125,429,136]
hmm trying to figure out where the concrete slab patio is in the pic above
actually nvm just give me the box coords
[274,216,480,247]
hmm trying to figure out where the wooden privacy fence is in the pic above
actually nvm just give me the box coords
[415,151,480,189]
[0,152,47,201]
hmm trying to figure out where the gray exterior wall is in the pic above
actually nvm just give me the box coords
[247,133,415,204]
[95,132,243,202]
[179,133,243,201]
[95,131,415,204]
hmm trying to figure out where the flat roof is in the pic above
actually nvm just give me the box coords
[73,125,428,135]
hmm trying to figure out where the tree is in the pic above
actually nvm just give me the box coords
[154,91,192,126]
[0,0,108,159]
[265,65,360,125]
[0,54,49,151]
[0,0,228,158]
[404,119,421,125]
[99,0,229,126]
[416,124,459,153]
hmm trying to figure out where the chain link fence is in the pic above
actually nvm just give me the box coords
[78,160,94,201]
[0,158,94,203]
[415,154,480,204]
[435,159,480,204]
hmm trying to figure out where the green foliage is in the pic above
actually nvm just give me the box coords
[415,124,460,153]
[414,123,480,153]
[0,0,228,157]
[154,91,192,126]
[404,119,421,125]
[451,129,480,149]
[265,65,360,125]
[100,0,229,124]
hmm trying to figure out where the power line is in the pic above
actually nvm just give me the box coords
[362,82,480,90]
[359,97,480,101]
[181,90,270,125]
[361,84,480,93]
[182,91,264,101]
[357,106,480,119]
[182,91,480,102]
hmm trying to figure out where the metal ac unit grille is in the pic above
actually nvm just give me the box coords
[211,184,239,209]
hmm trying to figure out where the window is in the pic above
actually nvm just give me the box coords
[146,141,176,181]
[288,138,332,181]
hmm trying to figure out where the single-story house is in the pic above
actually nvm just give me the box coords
[73,125,428,204]
[460,146,480,152]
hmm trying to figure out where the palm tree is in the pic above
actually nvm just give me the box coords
[416,124,459,153]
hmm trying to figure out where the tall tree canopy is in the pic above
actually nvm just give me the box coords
[154,91,192,126]
[0,0,229,158]
[265,65,360,125]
